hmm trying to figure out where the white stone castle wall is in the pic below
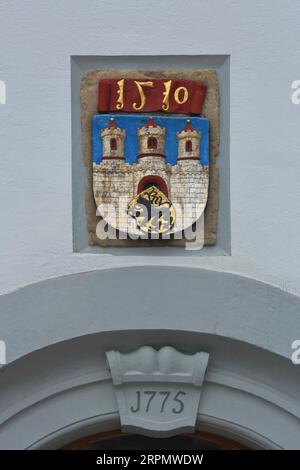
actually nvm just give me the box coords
[93,161,136,234]
[170,162,209,232]
[93,159,209,235]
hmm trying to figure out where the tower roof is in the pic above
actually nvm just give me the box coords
[138,117,165,137]
[101,117,125,138]
[144,117,157,128]
[177,119,201,138]
[184,119,194,131]
[107,117,117,129]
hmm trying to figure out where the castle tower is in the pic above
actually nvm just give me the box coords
[101,117,125,161]
[176,119,202,163]
[135,117,170,197]
[137,117,166,161]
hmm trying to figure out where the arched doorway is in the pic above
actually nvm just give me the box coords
[137,175,169,196]
[61,430,248,450]
[0,268,298,450]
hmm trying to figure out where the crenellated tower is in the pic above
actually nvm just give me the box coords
[176,119,201,163]
[137,117,166,162]
[135,117,170,197]
[101,117,125,160]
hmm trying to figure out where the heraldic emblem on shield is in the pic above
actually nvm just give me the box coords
[92,78,210,240]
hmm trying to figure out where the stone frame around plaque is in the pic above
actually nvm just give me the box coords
[71,56,231,255]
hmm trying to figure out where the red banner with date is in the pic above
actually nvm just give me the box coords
[98,78,207,115]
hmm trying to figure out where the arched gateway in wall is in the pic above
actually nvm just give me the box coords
[0,267,299,449]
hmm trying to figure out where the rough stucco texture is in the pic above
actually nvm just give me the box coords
[1,2,300,294]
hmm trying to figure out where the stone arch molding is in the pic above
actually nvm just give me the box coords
[0,267,299,449]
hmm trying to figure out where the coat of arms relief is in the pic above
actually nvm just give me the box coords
[80,70,219,247]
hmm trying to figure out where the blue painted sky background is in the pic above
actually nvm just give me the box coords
[92,114,209,165]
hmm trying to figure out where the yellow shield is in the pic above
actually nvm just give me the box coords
[128,185,175,235]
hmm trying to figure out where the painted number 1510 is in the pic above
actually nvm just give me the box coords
[116,79,189,111]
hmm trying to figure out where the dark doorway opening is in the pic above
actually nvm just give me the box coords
[62,430,249,450]
[137,175,168,196]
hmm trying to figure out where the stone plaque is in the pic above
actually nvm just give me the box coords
[81,69,219,248]
[106,346,209,437]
